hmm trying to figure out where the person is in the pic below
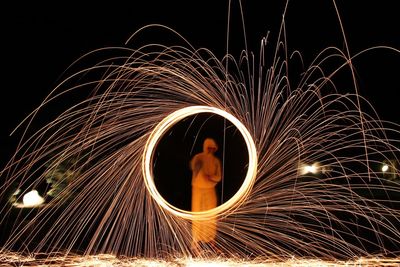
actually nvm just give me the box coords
[190,137,222,252]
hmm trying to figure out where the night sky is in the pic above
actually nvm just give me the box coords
[1,0,399,170]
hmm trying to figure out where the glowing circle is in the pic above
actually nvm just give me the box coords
[142,106,257,219]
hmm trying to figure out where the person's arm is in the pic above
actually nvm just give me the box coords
[190,154,202,177]
[209,159,222,182]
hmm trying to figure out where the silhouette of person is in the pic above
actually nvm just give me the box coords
[190,137,222,251]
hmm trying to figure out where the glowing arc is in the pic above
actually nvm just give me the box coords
[142,106,258,220]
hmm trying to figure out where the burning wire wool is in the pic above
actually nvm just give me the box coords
[1,1,400,264]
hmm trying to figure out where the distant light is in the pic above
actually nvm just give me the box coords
[22,190,45,207]
[300,163,320,175]
[305,165,317,174]
[12,189,21,196]
[382,164,389,172]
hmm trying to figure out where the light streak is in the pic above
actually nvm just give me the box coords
[0,0,400,265]
[142,105,257,219]
[0,251,399,266]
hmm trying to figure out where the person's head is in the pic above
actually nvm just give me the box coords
[203,138,218,154]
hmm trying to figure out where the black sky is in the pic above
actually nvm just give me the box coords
[1,1,399,168]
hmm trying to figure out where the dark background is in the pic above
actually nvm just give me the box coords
[1,0,399,169]
[0,1,399,256]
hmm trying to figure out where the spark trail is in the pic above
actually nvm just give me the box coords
[1,1,400,264]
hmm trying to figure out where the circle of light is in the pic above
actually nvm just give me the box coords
[142,105,258,220]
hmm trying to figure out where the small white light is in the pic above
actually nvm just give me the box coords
[382,164,389,172]
[12,189,21,196]
[22,190,45,207]
[300,163,320,175]
[305,165,316,174]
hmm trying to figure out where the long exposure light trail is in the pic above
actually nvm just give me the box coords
[0,251,399,266]
[1,0,400,266]
[142,105,257,219]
